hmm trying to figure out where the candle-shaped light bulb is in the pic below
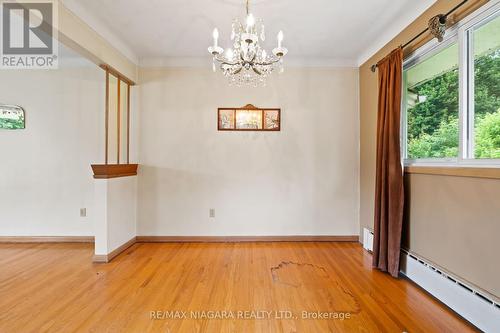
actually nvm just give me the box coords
[213,28,219,46]
[226,48,234,60]
[277,30,284,48]
[246,13,255,31]
[261,50,267,60]
[246,14,255,27]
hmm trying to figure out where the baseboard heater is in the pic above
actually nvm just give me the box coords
[362,227,374,252]
[400,249,499,332]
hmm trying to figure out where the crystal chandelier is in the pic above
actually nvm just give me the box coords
[208,0,288,86]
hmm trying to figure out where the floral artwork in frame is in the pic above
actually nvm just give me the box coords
[264,109,280,130]
[218,104,280,131]
[218,109,235,130]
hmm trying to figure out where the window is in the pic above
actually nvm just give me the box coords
[403,2,500,165]
[404,41,459,159]
[471,14,500,159]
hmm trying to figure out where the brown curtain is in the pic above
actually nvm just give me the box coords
[373,47,404,278]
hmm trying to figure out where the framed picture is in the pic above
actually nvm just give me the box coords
[0,104,25,129]
[218,104,280,131]
[264,109,280,130]
[218,109,235,130]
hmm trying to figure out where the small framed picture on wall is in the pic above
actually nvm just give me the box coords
[218,104,280,131]
[0,104,25,130]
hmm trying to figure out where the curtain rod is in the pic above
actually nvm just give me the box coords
[370,0,469,72]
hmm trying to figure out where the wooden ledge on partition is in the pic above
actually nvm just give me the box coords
[91,164,138,179]
[404,166,500,180]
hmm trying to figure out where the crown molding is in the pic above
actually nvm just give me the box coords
[356,0,437,67]
[61,0,139,65]
[139,57,211,68]
[286,57,358,68]
[139,56,358,69]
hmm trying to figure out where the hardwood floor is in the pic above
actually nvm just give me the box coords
[0,242,477,333]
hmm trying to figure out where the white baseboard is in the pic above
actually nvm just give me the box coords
[400,249,499,332]
[136,235,359,242]
[0,236,94,243]
[93,237,137,263]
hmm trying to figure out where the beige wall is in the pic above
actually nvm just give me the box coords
[359,0,499,298]
[402,174,500,297]
[0,48,103,237]
[137,67,360,237]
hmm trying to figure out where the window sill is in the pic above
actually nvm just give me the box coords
[404,166,500,180]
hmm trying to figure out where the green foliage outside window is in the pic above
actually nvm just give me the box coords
[407,50,500,159]
[475,111,500,158]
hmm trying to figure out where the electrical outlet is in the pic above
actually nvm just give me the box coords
[209,208,215,218]
[80,208,87,217]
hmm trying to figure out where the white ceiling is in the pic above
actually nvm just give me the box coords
[62,0,437,67]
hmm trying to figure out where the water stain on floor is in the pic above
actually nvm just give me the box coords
[270,261,361,314]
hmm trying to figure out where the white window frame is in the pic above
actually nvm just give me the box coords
[403,1,500,167]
